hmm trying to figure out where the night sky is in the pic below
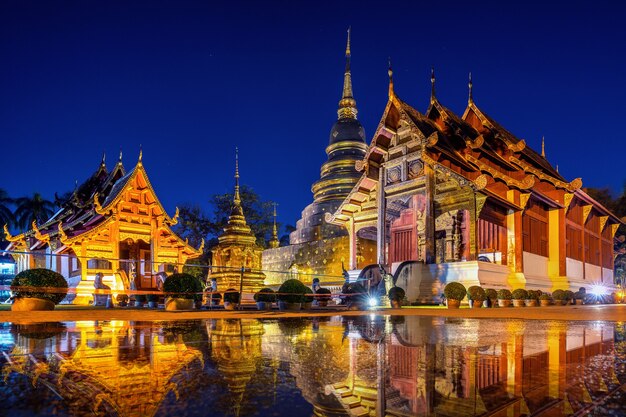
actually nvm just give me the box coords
[2,0,625,233]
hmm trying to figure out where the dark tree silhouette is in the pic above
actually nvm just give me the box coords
[13,193,56,231]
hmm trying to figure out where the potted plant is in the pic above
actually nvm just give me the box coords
[525,290,540,307]
[223,288,241,310]
[302,286,314,309]
[497,289,512,307]
[539,293,552,306]
[210,292,222,306]
[343,282,368,310]
[573,291,585,305]
[277,279,307,311]
[163,272,204,310]
[254,288,275,310]
[134,294,146,308]
[511,289,528,307]
[315,287,332,307]
[552,289,567,305]
[388,286,405,309]
[485,288,498,308]
[467,285,486,308]
[443,282,466,309]
[146,293,159,308]
[116,293,129,307]
[564,290,574,305]
[10,268,68,311]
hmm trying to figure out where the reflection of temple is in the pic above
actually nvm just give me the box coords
[211,152,266,292]
[4,152,202,304]
[326,68,622,300]
[262,30,376,285]
[2,321,204,417]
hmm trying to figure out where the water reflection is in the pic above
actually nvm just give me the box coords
[0,317,624,416]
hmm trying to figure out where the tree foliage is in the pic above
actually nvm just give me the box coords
[13,193,56,231]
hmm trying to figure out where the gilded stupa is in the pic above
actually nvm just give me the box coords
[211,150,266,293]
[262,29,376,285]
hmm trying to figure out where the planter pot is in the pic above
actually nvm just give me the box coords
[512,299,525,307]
[498,299,511,307]
[118,301,128,307]
[165,298,194,311]
[278,301,301,311]
[147,301,158,308]
[447,299,461,309]
[575,299,584,305]
[525,299,538,307]
[256,301,272,311]
[391,300,402,309]
[558,299,568,305]
[224,301,239,310]
[540,300,551,307]
[489,298,498,308]
[472,300,483,308]
[318,300,329,307]
[11,297,55,311]
[302,302,313,310]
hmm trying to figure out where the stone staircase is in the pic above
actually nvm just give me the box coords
[329,382,411,416]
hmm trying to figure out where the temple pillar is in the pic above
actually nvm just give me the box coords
[377,171,387,266]
[548,324,566,401]
[506,190,524,274]
[548,207,567,286]
[424,163,435,264]
[348,219,357,270]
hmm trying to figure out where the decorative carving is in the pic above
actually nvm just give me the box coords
[582,205,592,223]
[197,238,205,253]
[507,139,526,152]
[3,224,21,243]
[519,193,531,209]
[475,194,488,216]
[563,193,574,208]
[569,178,583,191]
[611,223,620,238]
[93,192,104,214]
[119,231,150,244]
[32,221,50,244]
[425,132,439,147]
[57,222,69,244]
[324,212,334,224]
[386,166,401,184]
[466,154,534,189]
[166,207,179,226]
[408,159,424,179]
[599,216,608,232]
[509,156,581,192]
[473,174,489,190]
[465,135,484,149]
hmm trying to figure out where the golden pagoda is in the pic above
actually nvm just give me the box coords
[262,29,376,285]
[211,149,266,293]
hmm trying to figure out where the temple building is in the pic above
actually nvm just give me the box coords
[210,151,266,293]
[324,69,622,301]
[262,29,376,285]
[4,152,202,304]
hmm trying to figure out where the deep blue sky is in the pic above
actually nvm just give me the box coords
[2,0,625,232]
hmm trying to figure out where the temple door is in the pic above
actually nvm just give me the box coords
[139,249,153,288]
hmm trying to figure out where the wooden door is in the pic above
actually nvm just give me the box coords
[139,249,153,288]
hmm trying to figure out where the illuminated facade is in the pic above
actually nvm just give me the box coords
[4,152,202,304]
[262,30,376,285]
[325,70,622,300]
[210,152,266,293]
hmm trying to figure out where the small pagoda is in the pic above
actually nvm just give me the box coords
[210,150,266,294]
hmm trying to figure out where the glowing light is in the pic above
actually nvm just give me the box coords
[368,297,378,307]
[590,284,608,296]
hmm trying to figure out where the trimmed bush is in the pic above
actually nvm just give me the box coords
[485,288,497,300]
[539,293,552,301]
[303,285,314,303]
[573,291,585,300]
[254,288,276,303]
[511,289,528,300]
[223,288,241,304]
[388,286,406,302]
[564,290,574,301]
[497,289,512,300]
[163,273,204,300]
[11,268,68,304]
[527,290,540,300]
[444,282,466,301]
[315,287,332,300]
[277,279,307,303]
[552,289,566,300]
[467,286,486,301]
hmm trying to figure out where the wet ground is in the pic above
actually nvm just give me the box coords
[0,315,625,416]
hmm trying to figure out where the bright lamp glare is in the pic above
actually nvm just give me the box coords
[368,297,378,307]
[590,284,608,296]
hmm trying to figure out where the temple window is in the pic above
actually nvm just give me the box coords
[522,199,549,257]
[478,203,507,264]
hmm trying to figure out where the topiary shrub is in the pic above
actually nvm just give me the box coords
[564,290,574,301]
[163,273,204,300]
[497,289,512,300]
[277,279,307,303]
[254,288,276,303]
[539,293,552,301]
[10,268,68,304]
[512,288,528,300]
[573,291,585,300]
[485,288,497,300]
[388,286,406,302]
[527,290,540,300]
[315,287,332,300]
[303,285,314,304]
[223,288,241,304]
[444,282,466,301]
[552,289,566,300]
[467,286,486,301]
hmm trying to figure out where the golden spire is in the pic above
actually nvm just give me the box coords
[388,57,394,98]
[338,27,357,120]
[138,145,143,164]
[556,164,559,173]
[430,67,436,102]
[234,147,240,206]
[468,72,473,104]
[101,151,106,167]
[269,203,279,249]
[118,148,123,164]
[541,136,546,158]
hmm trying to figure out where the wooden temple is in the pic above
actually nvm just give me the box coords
[4,152,203,304]
[325,68,622,300]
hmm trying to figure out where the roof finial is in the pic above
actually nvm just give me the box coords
[338,27,357,120]
[541,136,546,158]
[234,147,240,205]
[101,152,106,166]
[468,72,473,104]
[138,145,143,163]
[430,67,436,102]
[118,148,123,163]
[556,164,559,173]
[269,202,279,248]
[388,57,394,98]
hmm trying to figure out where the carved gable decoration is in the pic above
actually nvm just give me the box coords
[408,159,424,179]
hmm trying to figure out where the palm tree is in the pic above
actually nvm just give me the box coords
[14,193,56,231]
[0,189,15,241]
